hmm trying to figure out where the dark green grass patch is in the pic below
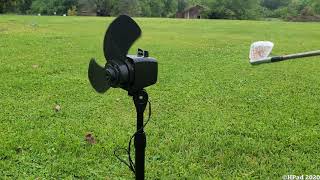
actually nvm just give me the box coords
[1,15,320,179]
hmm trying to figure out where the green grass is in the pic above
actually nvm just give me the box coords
[1,15,320,179]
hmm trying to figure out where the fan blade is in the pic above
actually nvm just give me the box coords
[88,59,111,93]
[104,15,141,62]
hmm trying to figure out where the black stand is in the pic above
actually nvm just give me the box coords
[132,90,148,180]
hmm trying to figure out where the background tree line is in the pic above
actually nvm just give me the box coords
[1,0,320,20]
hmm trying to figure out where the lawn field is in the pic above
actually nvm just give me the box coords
[1,15,320,179]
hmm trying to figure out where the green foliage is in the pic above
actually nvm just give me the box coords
[17,0,32,14]
[272,7,291,18]
[96,0,114,16]
[67,5,77,16]
[204,0,262,20]
[77,0,96,15]
[114,0,141,16]
[177,0,188,12]
[140,0,151,16]
[261,0,290,10]
[300,6,315,16]
[30,0,77,15]
[261,0,320,20]
[149,0,164,17]
[163,0,178,17]
[30,0,46,14]
[311,0,320,14]
[0,0,18,13]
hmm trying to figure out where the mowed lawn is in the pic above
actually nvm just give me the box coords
[1,15,320,179]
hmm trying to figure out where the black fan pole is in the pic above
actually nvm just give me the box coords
[132,89,148,180]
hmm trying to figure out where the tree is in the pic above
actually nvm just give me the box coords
[0,0,318,20]
[0,0,5,13]
[177,0,188,12]
[17,0,32,14]
[114,0,141,16]
[67,5,77,15]
[96,0,114,16]
[162,0,177,17]
[0,0,18,13]
[78,0,96,15]
[30,0,77,15]
[149,0,164,17]
[30,0,46,14]
[139,0,152,16]
[261,0,290,10]
[311,0,320,14]
[205,0,261,19]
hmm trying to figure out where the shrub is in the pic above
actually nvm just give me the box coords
[67,6,77,16]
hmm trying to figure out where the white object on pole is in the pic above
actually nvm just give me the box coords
[249,41,274,62]
[249,41,320,65]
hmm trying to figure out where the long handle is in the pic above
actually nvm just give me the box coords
[250,50,320,65]
[271,50,320,62]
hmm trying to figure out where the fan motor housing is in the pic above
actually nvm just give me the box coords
[88,15,158,95]
[127,55,158,92]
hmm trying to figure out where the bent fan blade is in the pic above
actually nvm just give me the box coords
[104,15,142,61]
[88,59,111,93]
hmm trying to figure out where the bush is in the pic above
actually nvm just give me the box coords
[301,6,315,16]
[272,7,290,18]
[67,6,77,16]
[313,1,320,14]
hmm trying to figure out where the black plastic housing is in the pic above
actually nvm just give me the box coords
[126,55,158,92]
